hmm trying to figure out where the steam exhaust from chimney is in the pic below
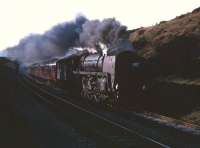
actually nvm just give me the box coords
[3,15,134,65]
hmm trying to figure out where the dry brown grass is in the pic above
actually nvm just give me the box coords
[129,7,200,60]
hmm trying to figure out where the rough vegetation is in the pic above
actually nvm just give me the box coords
[129,7,200,125]
[129,7,200,76]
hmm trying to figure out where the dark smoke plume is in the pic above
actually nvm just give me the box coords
[79,18,130,54]
[4,16,87,65]
[4,16,134,65]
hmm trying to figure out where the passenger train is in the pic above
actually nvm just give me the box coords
[27,49,146,107]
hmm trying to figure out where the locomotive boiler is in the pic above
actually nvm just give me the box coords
[78,54,117,105]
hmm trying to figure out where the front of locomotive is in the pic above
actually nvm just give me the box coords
[79,53,111,104]
[69,41,145,108]
[78,40,145,108]
[79,49,139,107]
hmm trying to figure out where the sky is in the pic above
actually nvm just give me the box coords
[0,0,200,51]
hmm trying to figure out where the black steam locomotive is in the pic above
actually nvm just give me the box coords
[27,49,146,107]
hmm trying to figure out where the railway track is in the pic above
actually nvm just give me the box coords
[19,74,200,148]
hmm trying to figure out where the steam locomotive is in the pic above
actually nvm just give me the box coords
[27,49,146,107]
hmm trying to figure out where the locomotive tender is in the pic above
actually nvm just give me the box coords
[28,49,145,107]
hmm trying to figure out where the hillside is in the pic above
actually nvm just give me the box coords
[129,7,200,125]
[129,7,200,76]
